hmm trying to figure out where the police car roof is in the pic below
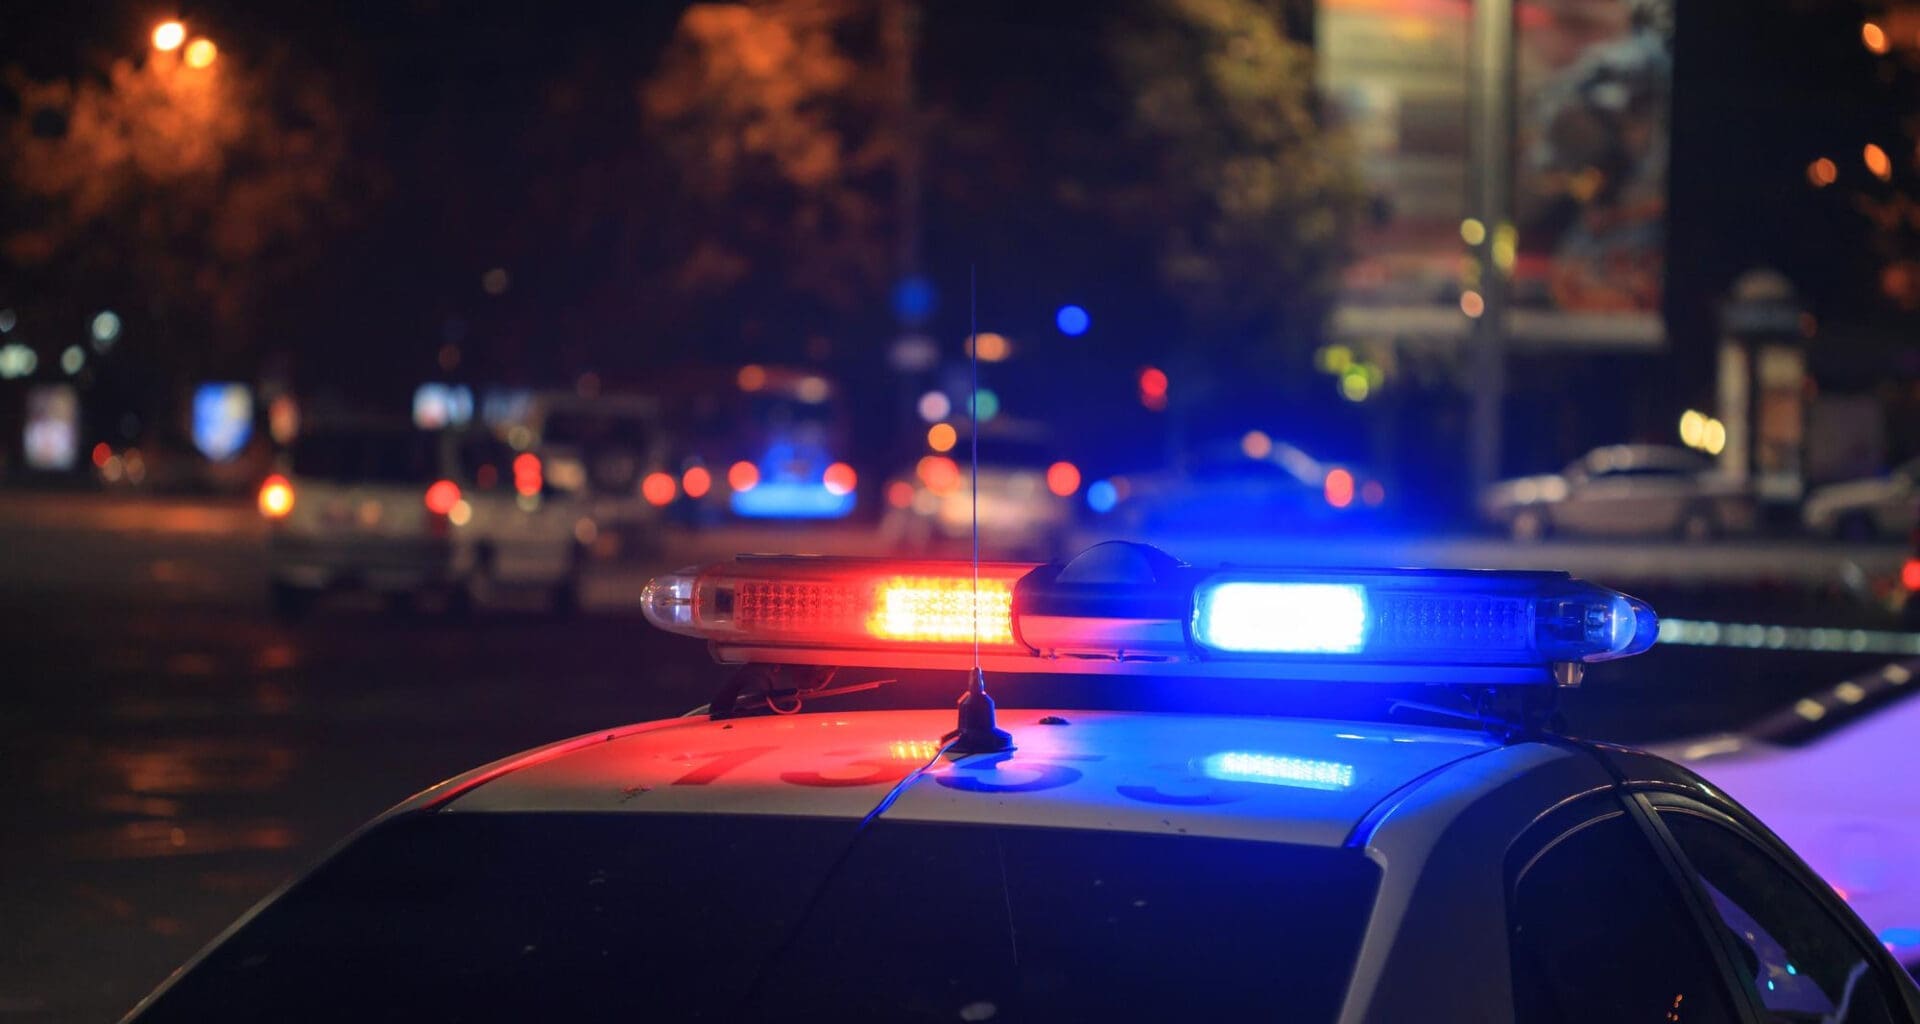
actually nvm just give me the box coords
[427,708,1502,848]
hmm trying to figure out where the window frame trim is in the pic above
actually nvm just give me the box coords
[1503,789,1761,1024]
[1635,789,1920,1022]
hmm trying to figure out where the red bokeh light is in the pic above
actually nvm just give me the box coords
[1323,468,1355,509]
[683,465,712,499]
[728,461,759,492]
[642,472,677,506]
[424,479,462,516]
[1046,461,1081,497]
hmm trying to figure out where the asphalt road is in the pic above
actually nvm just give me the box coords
[0,493,1907,1021]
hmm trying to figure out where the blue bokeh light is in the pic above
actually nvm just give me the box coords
[1087,479,1118,513]
[892,276,937,323]
[1055,304,1090,336]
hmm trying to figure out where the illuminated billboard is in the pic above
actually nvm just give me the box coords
[1320,0,1671,349]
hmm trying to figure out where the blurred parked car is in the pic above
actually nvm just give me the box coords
[1103,439,1386,535]
[530,391,672,558]
[1802,458,1920,540]
[1659,658,1920,967]
[1482,444,1754,541]
[880,424,1078,559]
[261,421,588,619]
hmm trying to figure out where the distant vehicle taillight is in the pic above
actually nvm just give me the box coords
[1046,461,1081,497]
[424,479,461,516]
[512,453,542,497]
[424,478,462,536]
[258,474,295,519]
[1902,558,1920,592]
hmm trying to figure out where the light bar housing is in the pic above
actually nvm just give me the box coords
[642,543,1659,686]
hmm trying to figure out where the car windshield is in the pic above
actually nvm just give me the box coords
[289,429,437,484]
[136,811,1381,1023]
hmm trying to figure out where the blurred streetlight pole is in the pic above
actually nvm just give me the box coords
[1466,0,1515,496]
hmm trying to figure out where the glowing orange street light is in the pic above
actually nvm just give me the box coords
[152,20,186,51]
[1865,143,1893,182]
[1864,21,1889,55]
[184,37,218,69]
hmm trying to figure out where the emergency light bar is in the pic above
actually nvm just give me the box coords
[641,543,1658,686]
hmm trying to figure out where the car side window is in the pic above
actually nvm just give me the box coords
[1660,809,1903,1023]
[1509,810,1742,1024]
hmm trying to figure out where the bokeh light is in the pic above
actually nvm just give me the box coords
[642,472,677,506]
[184,38,217,69]
[1865,143,1893,181]
[91,311,121,350]
[1241,430,1273,460]
[1323,469,1355,509]
[682,465,712,499]
[1460,218,1487,246]
[1046,461,1081,497]
[887,481,915,508]
[823,462,857,496]
[917,455,962,494]
[152,21,186,51]
[1055,304,1090,336]
[425,479,462,516]
[967,332,1011,362]
[1340,370,1371,403]
[1459,290,1485,318]
[737,364,767,392]
[728,461,759,492]
[1807,158,1838,188]
[927,422,957,452]
[1087,479,1119,513]
[917,390,951,422]
[968,388,1001,422]
[1138,367,1168,411]
[1864,21,1889,54]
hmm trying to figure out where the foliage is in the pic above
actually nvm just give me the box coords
[642,0,899,324]
[1112,0,1362,366]
[1,46,354,373]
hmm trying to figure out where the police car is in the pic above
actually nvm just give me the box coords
[1660,657,1920,969]
[128,543,1920,1021]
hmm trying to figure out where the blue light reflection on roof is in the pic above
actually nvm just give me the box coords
[1202,751,1356,792]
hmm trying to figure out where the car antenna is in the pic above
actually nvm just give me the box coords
[947,262,1013,754]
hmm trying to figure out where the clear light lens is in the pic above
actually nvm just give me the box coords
[644,560,1037,652]
[1192,574,1657,663]
[1202,751,1355,791]
[1193,582,1368,653]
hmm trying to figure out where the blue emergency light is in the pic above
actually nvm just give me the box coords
[641,542,1658,686]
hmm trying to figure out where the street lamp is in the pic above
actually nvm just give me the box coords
[183,37,218,69]
[152,20,186,51]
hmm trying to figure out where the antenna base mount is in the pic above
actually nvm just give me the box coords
[946,668,1014,754]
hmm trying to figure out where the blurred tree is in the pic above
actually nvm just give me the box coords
[641,0,901,351]
[1,44,356,380]
[1110,0,1362,373]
